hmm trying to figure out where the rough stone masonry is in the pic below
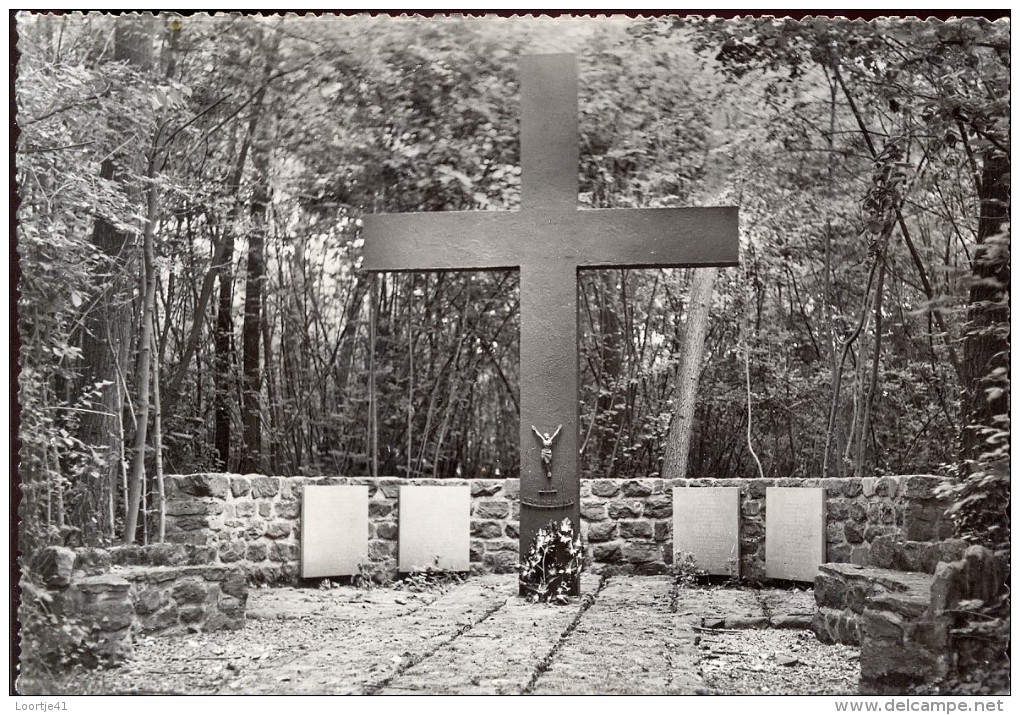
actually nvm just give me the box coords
[163,473,953,584]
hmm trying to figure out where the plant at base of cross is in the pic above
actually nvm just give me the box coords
[519,518,583,605]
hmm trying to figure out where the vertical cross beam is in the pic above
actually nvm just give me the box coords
[518,55,582,585]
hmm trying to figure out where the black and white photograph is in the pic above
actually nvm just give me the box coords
[11,10,1010,700]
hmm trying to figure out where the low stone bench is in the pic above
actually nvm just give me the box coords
[813,545,1006,694]
[23,544,248,668]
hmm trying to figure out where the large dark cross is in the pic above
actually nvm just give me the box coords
[362,54,738,586]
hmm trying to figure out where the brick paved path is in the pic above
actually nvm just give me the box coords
[218,575,817,695]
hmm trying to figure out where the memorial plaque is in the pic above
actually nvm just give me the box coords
[300,485,369,578]
[398,485,471,572]
[672,487,740,576]
[765,487,826,582]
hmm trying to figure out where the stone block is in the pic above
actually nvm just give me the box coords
[257,502,272,518]
[607,500,642,519]
[250,476,280,499]
[748,480,768,499]
[470,520,503,539]
[172,578,209,604]
[580,501,608,521]
[621,480,652,497]
[469,540,484,562]
[843,479,863,498]
[269,542,297,562]
[218,541,245,563]
[643,494,672,519]
[176,474,230,499]
[73,547,112,576]
[902,500,945,541]
[376,522,398,541]
[827,500,849,521]
[765,487,825,582]
[32,546,76,588]
[246,543,267,562]
[470,481,502,497]
[502,479,520,500]
[619,520,653,539]
[828,543,852,563]
[301,485,368,578]
[592,543,622,563]
[276,501,300,519]
[844,522,865,544]
[849,501,868,523]
[230,477,251,498]
[673,487,740,576]
[179,604,205,625]
[369,541,397,560]
[486,539,517,553]
[587,521,617,542]
[234,500,256,518]
[482,551,517,573]
[133,586,165,615]
[504,522,519,539]
[875,477,898,497]
[864,525,897,543]
[265,520,292,540]
[653,520,670,542]
[742,500,761,517]
[622,542,660,564]
[591,481,620,498]
[474,501,510,519]
[398,485,470,572]
[368,501,393,518]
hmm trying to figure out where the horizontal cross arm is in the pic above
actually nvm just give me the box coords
[569,207,739,269]
[362,211,527,272]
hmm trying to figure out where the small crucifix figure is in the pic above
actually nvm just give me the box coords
[362,54,739,593]
[530,424,562,479]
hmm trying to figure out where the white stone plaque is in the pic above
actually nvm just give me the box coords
[300,485,369,578]
[672,487,740,576]
[398,485,470,572]
[765,487,826,581]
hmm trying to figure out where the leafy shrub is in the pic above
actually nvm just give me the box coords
[519,518,583,604]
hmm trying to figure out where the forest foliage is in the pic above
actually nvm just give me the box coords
[14,14,1009,557]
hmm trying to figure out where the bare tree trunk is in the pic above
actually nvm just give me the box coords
[662,266,717,479]
[855,256,886,476]
[238,144,269,473]
[961,152,1009,465]
[151,327,165,542]
[124,152,159,544]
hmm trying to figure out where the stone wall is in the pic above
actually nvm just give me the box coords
[164,473,951,583]
[22,544,247,668]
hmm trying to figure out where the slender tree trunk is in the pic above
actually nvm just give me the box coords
[855,256,886,477]
[151,327,165,542]
[124,153,159,544]
[214,230,235,470]
[238,143,270,472]
[662,266,717,479]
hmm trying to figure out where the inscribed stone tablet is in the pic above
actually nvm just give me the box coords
[300,485,369,578]
[398,485,471,572]
[765,487,826,582]
[672,487,740,576]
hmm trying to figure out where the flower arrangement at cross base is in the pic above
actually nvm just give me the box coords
[518,518,583,604]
